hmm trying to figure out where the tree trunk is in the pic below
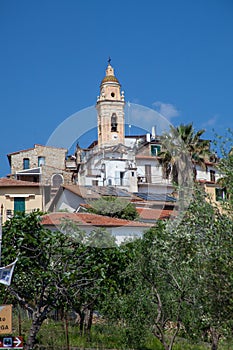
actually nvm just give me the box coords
[77,310,85,336]
[210,327,220,350]
[25,312,47,350]
[85,308,93,342]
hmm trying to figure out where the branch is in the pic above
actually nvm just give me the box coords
[7,286,34,314]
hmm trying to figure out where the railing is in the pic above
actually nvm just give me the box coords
[137,175,173,185]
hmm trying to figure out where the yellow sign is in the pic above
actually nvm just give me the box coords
[0,305,12,334]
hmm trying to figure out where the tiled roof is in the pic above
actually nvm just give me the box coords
[0,178,40,187]
[41,212,152,228]
[136,207,176,220]
[62,185,92,197]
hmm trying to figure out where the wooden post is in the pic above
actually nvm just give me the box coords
[64,312,69,350]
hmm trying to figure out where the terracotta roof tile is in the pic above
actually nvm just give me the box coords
[136,207,176,220]
[0,178,40,187]
[41,212,152,228]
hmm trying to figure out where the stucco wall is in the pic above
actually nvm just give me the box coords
[0,186,43,222]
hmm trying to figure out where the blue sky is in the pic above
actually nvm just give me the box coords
[0,0,233,176]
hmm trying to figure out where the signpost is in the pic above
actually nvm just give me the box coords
[0,305,23,348]
[0,336,23,349]
[0,208,23,349]
[0,305,12,335]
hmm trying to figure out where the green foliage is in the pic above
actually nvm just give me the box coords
[159,123,211,184]
[60,218,117,247]
[87,196,139,220]
[1,210,131,349]
[101,186,233,350]
[213,129,233,215]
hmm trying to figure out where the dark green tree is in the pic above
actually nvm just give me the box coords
[214,129,233,215]
[159,123,210,183]
[0,211,100,349]
[59,217,133,338]
[87,196,139,220]
[104,186,233,350]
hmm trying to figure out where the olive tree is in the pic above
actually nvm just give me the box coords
[1,211,102,349]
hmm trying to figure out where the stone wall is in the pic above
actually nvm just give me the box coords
[10,144,67,173]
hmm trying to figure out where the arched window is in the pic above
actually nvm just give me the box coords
[52,174,63,188]
[111,113,117,132]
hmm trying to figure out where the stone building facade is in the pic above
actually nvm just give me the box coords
[7,144,74,205]
[7,144,70,185]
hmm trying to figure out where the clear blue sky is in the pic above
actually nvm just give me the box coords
[0,0,233,177]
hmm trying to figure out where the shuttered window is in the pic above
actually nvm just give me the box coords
[14,197,25,213]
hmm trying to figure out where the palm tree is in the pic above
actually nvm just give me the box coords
[158,123,211,184]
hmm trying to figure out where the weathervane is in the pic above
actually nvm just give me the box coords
[108,56,111,65]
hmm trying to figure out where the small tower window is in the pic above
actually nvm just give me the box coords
[111,92,115,97]
[38,156,45,167]
[210,170,216,182]
[111,113,117,132]
[23,158,30,169]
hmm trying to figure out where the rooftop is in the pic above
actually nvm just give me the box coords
[42,212,152,228]
[0,178,40,187]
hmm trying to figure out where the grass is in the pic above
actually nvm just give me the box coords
[12,316,233,350]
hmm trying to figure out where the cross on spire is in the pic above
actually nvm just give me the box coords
[108,56,111,65]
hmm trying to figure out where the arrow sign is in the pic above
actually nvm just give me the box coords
[0,336,23,349]
[14,337,21,347]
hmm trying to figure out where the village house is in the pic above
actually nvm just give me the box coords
[1,61,225,226]
[0,178,43,222]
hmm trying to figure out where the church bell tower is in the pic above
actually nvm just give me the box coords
[96,59,125,147]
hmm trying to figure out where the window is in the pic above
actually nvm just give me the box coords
[14,197,25,213]
[52,174,63,188]
[111,113,117,132]
[210,170,216,182]
[6,209,13,218]
[215,188,226,201]
[38,156,45,167]
[151,145,161,156]
[145,164,152,183]
[23,158,30,169]
[120,172,124,186]
[92,180,98,186]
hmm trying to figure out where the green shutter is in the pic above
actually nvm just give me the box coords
[151,145,161,156]
[14,197,25,213]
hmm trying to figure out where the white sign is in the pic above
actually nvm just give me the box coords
[0,259,18,286]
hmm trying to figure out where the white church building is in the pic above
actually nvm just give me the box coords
[73,61,221,200]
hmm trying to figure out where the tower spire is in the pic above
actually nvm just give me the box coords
[96,62,125,147]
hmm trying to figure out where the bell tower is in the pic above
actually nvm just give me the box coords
[96,59,125,147]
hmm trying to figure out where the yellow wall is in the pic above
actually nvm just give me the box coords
[0,186,43,223]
